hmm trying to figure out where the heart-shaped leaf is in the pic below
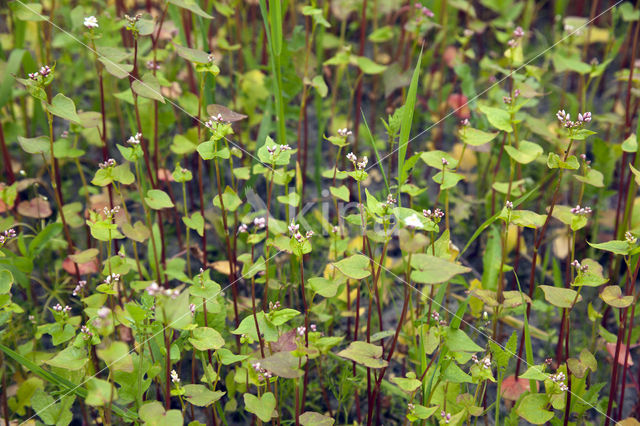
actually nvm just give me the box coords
[410,254,471,284]
[337,341,388,368]
[600,285,633,308]
[145,190,174,210]
[189,327,224,351]
[244,392,276,422]
[539,285,581,308]
[333,254,371,280]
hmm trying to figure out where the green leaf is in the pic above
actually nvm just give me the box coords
[189,327,225,351]
[45,346,87,371]
[257,136,293,165]
[168,0,213,18]
[122,221,150,242]
[18,135,50,155]
[574,168,604,187]
[197,141,229,160]
[337,341,388,369]
[97,341,133,373]
[269,308,300,326]
[244,392,276,422]
[46,94,81,124]
[622,134,637,152]
[516,394,553,424]
[299,411,335,426]
[9,1,46,21]
[156,290,192,330]
[460,127,498,146]
[519,365,548,381]
[145,190,174,210]
[333,254,371,280]
[183,212,204,237]
[588,239,632,255]
[445,328,484,353]
[391,374,422,392]
[410,254,471,284]
[276,192,301,207]
[53,139,84,159]
[86,378,117,407]
[329,185,350,202]
[572,259,608,287]
[432,170,464,189]
[420,150,458,170]
[538,285,582,308]
[0,270,13,294]
[139,401,182,425]
[504,140,543,164]
[478,104,513,132]
[352,56,387,74]
[308,277,339,298]
[368,26,394,43]
[132,73,165,103]
[232,312,279,342]
[212,186,242,212]
[259,351,304,378]
[174,43,211,64]
[182,384,224,407]
[547,152,579,170]
[553,52,591,74]
[629,163,640,186]
[600,285,633,308]
[112,164,135,185]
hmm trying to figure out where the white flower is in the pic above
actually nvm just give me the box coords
[346,152,357,162]
[405,214,423,229]
[254,217,266,229]
[84,16,99,29]
[171,370,180,383]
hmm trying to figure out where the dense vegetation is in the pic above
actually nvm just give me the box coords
[1,0,640,424]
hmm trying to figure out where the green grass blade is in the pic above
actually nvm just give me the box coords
[397,47,423,205]
[0,343,138,421]
[361,109,390,194]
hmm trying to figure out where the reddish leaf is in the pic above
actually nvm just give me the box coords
[447,93,470,119]
[443,46,458,68]
[606,342,635,366]
[157,168,175,182]
[271,329,297,353]
[63,256,99,275]
[501,375,537,401]
[17,197,52,218]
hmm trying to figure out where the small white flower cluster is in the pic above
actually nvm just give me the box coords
[146,60,160,71]
[579,153,591,165]
[423,208,445,220]
[549,371,568,392]
[204,113,227,129]
[571,259,589,273]
[513,26,525,38]
[440,411,452,423]
[127,132,142,145]
[556,110,592,128]
[441,157,449,166]
[460,118,470,126]
[237,223,248,234]
[269,301,281,311]
[289,222,314,243]
[251,362,273,381]
[414,3,434,17]
[626,231,637,244]
[337,128,352,137]
[84,16,99,29]
[570,204,592,215]
[296,326,306,336]
[189,303,196,316]
[72,280,87,296]
[431,311,447,326]
[97,307,110,318]
[124,13,142,28]
[171,369,180,384]
[346,152,368,170]
[505,201,514,210]
[145,282,180,299]
[80,325,93,338]
[254,217,266,229]
[266,144,292,156]
[53,303,72,313]
[28,65,52,81]
[471,354,492,369]
[98,158,116,169]
[0,228,16,245]
[103,273,120,285]
[103,205,121,219]
[386,194,396,206]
